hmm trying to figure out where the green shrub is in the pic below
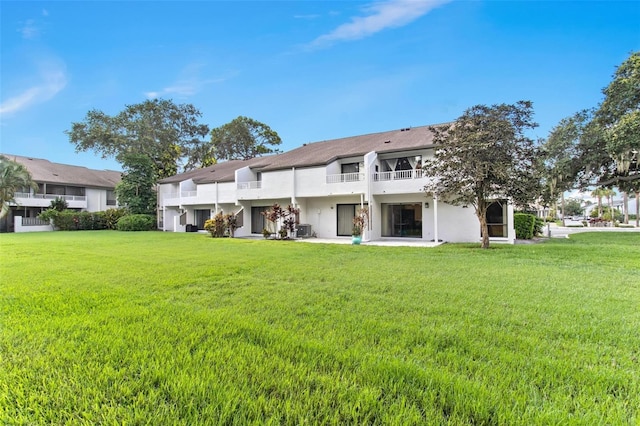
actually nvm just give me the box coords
[204,213,225,237]
[514,213,536,239]
[38,210,110,231]
[105,208,129,230]
[45,210,109,231]
[90,212,108,230]
[49,197,68,211]
[533,216,544,236]
[38,208,59,225]
[116,214,156,231]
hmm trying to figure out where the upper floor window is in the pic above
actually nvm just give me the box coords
[107,190,117,206]
[46,184,85,196]
[341,163,359,174]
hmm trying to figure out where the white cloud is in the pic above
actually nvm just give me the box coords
[145,64,232,99]
[0,60,67,116]
[307,0,451,49]
[294,14,321,20]
[20,19,40,39]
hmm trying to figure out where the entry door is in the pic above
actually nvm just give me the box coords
[194,209,210,230]
[337,204,356,236]
[251,206,268,234]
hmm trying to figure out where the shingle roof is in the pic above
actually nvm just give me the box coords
[158,157,266,184]
[249,124,438,171]
[2,154,121,189]
[158,124,442,182]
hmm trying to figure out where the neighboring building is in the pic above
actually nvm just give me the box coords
[158,125,515,244]
[0,154,121,233]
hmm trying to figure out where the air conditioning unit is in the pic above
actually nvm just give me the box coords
[297,224,312,238]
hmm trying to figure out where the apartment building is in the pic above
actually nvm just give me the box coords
[1,154,121,232]
[157,125,515,244]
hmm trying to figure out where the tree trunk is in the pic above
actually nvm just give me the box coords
[476,200,490,249]
[608,194,614,221]
[561,192,565,226]
[623,191,629,224]
[597,196,602,217]
[636,192,639,228]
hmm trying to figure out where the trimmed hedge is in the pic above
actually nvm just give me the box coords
[514,213,536,239]
[39,208,130,231]
[533,216,544,237]
[50,210,108,231]
[116,214,156,231]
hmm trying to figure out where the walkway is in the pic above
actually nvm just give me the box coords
[298,238,444,247]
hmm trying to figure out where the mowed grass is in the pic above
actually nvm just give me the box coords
[0,231,638,425]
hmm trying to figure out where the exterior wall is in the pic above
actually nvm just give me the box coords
[217,182,238,204]
[85,188,108,211]
[434,202,479,243]
[15,216,52,233]
[156,149,515,243]
[162,207,180,232]
[261,169,292,200]
[302,195,365,239]
[235,166,256,186]
[159,183,180,206]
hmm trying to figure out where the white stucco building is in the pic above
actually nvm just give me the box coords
[158,125,515,244]
[1,154,121,233]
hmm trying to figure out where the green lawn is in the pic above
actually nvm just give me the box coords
[1,231,638,424]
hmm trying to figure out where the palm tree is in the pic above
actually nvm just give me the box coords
[604,188,616,220]
[591,188,606,217]
[0,155,38,219]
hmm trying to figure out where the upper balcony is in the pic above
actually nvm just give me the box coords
[237,181,262,190]
[371,169,427,194]
[13,192,88,209]
[326,172,365,184]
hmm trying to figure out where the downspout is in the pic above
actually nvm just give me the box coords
[291,167,296,207]
[363,151,376,242]
[156,183,161,230]
[215,181,219,213]
[360,192,366,241]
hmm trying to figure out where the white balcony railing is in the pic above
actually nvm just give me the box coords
[373,169,423,181]
[181,191,197,197]
[326,172,365,184]
[237,181,262,190]
[14,192,87,202]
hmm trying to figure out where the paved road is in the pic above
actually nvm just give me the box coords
[547,223,640,238]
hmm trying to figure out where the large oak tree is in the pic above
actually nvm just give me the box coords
[595,51,640,190]
[422,101,541,248]
[209,116,282,161]
[66,99,210,178]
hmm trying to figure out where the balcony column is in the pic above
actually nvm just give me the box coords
[433,195,439,243]
[507,201,515,244]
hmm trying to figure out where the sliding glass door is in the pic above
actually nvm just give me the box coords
[336,204,356,236]
[381,203,422,238]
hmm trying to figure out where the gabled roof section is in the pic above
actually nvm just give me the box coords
[250,125,438,172]
[2,154,121,189]
[158,157,266,185]
[158,124,443,182]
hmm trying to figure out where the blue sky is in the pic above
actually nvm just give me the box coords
[1,0,639,172]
